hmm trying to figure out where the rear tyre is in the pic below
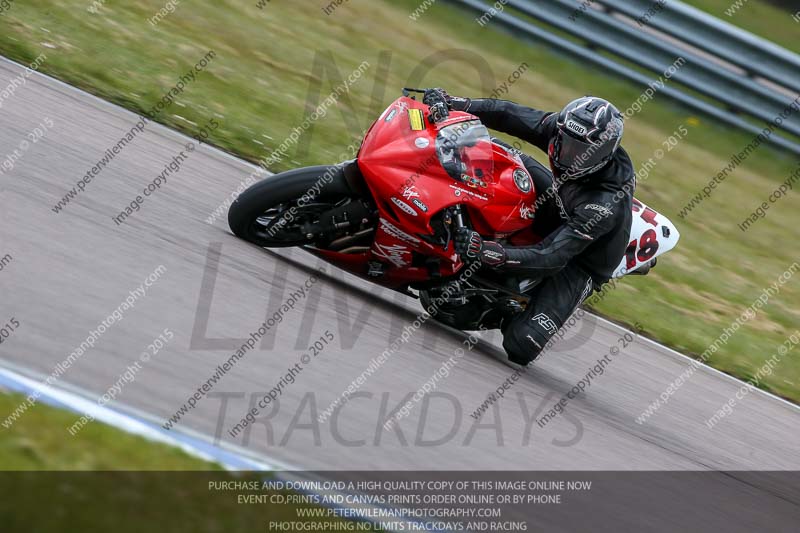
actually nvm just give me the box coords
[419,290,506,331]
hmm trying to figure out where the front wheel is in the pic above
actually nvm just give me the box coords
[228,164,374,248]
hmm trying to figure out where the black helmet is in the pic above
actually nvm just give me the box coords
[548,96,623,179]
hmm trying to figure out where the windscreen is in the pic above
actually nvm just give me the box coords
[435,120,494,187]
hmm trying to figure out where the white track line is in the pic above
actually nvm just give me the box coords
[0,362,276,469]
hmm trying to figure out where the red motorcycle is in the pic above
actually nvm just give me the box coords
[228,89,679,330]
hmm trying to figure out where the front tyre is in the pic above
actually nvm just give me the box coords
[228,164,372,248]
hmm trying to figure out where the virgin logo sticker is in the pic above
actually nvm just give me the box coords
[402,186,420,200]
[373,243,409,267]
[520,204,535,219]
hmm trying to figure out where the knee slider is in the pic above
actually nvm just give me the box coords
[503,325,547,366]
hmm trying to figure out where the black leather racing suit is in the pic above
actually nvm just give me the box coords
[463,98,635,364]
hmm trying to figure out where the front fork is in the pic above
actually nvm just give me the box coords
[442,204,466,251]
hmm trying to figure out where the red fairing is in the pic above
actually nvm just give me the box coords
[308,96,539,288]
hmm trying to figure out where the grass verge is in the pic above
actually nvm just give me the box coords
[0,389,217,469]
[0,390,369,531]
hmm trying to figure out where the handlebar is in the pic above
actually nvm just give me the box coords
[402,87,450,124]
[402,87,426,96]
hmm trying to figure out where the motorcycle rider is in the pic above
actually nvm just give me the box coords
[423,89,634,365]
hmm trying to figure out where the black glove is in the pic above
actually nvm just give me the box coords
[423,88,471,111]
[423,88,448,107]
[454,228,507,267]
[428,101,449,124]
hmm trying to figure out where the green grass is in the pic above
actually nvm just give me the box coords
[0,390,219,469]
[0,391,369,531]
[0,0,798,402]
[682,0,800,54]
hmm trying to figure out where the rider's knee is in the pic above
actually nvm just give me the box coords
[502,322,548,366]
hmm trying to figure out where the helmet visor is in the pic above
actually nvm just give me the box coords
[553,131,614,173]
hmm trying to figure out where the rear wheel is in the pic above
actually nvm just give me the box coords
[228,165,375,248]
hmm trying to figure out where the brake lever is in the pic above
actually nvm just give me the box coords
[443,210,453,249]
[442,205,465,250]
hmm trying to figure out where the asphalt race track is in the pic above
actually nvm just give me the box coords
[1,56,799,483]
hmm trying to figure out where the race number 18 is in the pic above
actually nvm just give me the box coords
[625,229,659,270]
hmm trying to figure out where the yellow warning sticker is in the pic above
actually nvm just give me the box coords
[408,109,425,131]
